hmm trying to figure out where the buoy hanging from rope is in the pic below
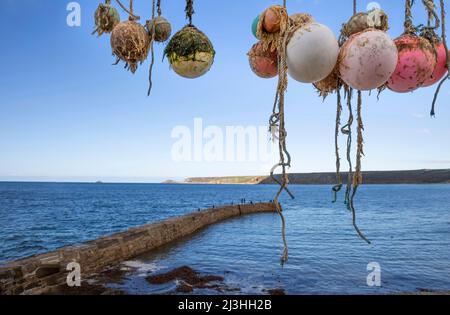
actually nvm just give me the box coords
[387,0,437,93]
[250,1,294,265]
[286,21,339,83]
[110,1,150,74]
[339,30,398,91]
[146,9,172,43]
[93,0,120,36]
[147,17,172,43]
[248,42,278,79]
[146,0,171,95]
[164,0,215,79]
[338,6,397,91]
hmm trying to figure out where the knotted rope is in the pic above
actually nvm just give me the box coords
[421,0,441,43]
[268,0,293,265]
[332,84,343,203]
[333,0,370,244]
[405,0,416,34]
[341,87,354,208]
[349,91,371,244]
[157,0,162,17]
[186,0,194,26]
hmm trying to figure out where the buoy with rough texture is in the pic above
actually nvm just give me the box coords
[248,42,278,79]
[164,26,215,79]
[387,34,437,93]
[146,16,172,42]
[93,1,120,36]
[339,30,398,91]
[287,22,339,83]
[341,9,388,38]
[422,43,449,87]
[110,20,151,73]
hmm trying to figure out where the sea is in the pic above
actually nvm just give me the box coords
[0,182,449,295]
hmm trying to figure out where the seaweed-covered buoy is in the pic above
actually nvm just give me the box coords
[341,9,388,38]
[287,22,339,83]
[164,26,215,79]
[146,16,172,43]
[387,34,437,93]
[262,6,282,33]
[110,20,151,73]
[339,30,398,91]
[252,15,260,39]
[422,43,449,87]
[248,42,278,79]
[93,0,120,36]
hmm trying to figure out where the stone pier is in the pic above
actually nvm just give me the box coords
[0,202,277,295]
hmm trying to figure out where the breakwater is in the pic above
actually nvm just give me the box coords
[0,202,276,295]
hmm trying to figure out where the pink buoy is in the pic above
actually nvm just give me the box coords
[248,42,278,79]
[422,42,449,87]
[339,30,398,91]
[387,34,436,93]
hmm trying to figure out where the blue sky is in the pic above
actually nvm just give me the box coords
[0,0,449,182]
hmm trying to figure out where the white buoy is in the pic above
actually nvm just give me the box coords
[287,23,339,83]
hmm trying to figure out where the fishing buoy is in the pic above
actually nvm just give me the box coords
[422,43,449,87]
[342,9,388,38]
[93,0,120,36]
[287,22,339,83]
[110,20,150,73]
[252,15,260,39]
[248,42,278,79]
[146,16,172,42]
[262,6,282,33]
[387,34,437,93]
[339,30,398,91]
[164,26,215,79]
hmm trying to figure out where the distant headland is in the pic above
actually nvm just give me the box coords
[164,169,450,185]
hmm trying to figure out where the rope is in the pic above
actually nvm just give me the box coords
[431,0,450,116]
[341,87,354,208]
[332,82,343,203]
[147,0,156,96]
[115,0,140,20]
[423,0,440,30]
[268,1,292,265]
[421,0,441,43]
[157,0,162,16]
[186,0,194,26]
[348,91,371,244]
[404,0,416,34]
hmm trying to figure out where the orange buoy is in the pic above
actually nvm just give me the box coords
[248,42,278,79]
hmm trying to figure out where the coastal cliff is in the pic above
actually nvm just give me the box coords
[176,169,450,185]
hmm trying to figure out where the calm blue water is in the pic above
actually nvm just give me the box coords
[0,182,449,294]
